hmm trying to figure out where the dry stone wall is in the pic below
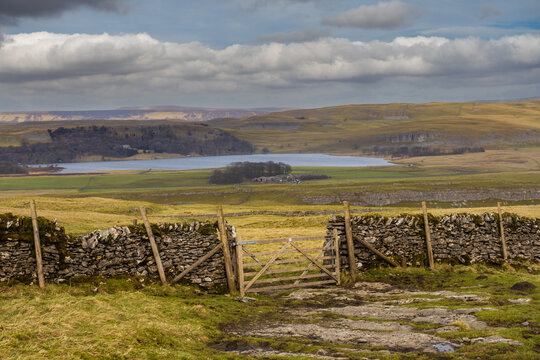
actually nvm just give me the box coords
[326,213,539,268]
[0,214,229,288]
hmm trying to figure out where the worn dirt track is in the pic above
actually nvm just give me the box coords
[216,281,527,359]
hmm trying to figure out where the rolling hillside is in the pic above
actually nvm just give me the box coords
[0,100,538,158]
[208,100,540,155]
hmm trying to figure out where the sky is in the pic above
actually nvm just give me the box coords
[0,0,539,111]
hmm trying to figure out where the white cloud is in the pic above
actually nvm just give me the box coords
[0,31,539,108]
[322,1,420,29]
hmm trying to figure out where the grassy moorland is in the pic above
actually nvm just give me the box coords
[209,101,540,153]
[0,264,538,359]
[0,101,538,359]
[1,101,539,154]
[0,146,538,236]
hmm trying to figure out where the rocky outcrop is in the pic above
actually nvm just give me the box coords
[326,213,539,268]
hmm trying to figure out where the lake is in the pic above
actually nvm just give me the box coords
[46,154,391,173]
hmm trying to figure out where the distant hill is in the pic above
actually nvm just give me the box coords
[0,107,275,123]
[1,100,538,160]
[208,100,540,156]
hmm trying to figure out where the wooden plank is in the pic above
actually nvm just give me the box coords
[140,207,168,285]
[290,241,338,282]
[497,202,508,260]
[343,201,357,281]
[248,272,333,285]
[242,246,281,280]
[236,242,245,297]
[421,201,435,269]
[353,235,398,267]
[246,280,336,293]
[172,243,223,283]
[29,200,45,289]
[242,246,261,263]
[217,206,236,294]
[244,266,327,276]
[294,241,332,285]
[237,235,323,245]
[244,241,290,292]
[244,256,333,267]
[250,247,324,257]
[333,228,341,285]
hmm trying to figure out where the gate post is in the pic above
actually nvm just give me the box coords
[236,237,245,297]
[497,202,508,261]
[343,201,357,282]
[217,206,237,294]
[30,200,45,289]
[140,207,168,285]
[421,201,435,270]
[333,228,341,285]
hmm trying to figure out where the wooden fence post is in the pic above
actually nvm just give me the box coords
[139,207,168,285]
[497,202,508,261]
[217,206,236,294]
[236,237,245,297]
[421,201,435,270]
[343,201,357,282]
[29,200,45,289]
[333,228,341,286]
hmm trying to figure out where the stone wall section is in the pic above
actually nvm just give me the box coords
[326,213,539,268]
[1,218,229,288]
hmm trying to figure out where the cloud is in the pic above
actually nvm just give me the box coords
[0,32,539,108]
[322,1,419,29]
[256,27,332,43]
[0,0,125,24]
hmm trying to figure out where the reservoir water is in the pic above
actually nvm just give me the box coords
[48,153,391,173]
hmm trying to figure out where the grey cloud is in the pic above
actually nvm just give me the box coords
[322,1,419,29]
[256,27,332,43]
[0,32,539,105]
[0,0,125,24]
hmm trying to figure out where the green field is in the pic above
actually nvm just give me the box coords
[0,159,538,237]
[0,139,538,359]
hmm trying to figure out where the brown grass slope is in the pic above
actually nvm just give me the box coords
[208,101,540,154]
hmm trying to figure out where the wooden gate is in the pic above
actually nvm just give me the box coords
[234,232,341,296]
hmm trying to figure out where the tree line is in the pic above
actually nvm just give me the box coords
[0,124,254,165]
[0,161,27,175]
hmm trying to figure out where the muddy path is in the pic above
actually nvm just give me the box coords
[213,281,531,359]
